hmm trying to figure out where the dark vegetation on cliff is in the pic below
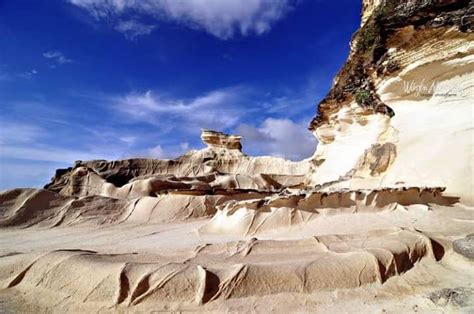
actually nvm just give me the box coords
[309,0,473,130]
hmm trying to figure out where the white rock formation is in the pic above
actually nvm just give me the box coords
[0,1,473,312]
[201,129,243,151]
[307,26,474,205]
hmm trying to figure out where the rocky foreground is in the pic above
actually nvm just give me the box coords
[1,0,473,312]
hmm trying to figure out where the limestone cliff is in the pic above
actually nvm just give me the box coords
[307,0,474,204]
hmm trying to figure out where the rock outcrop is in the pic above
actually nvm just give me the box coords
[201,186,454,236]
[44,129,308,196]
[201,129,242,151]
[453,234,474,259]
[310,0,472,130]
[306,0,474,205]
[0,1,473,312]
[0,228,442,306]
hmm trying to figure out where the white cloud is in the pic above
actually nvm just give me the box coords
[0,160,67,190]
[112,88,244,132]
[146,141,192,159]
[0,116,194,189]
[119,135,137,146]
[18,69,38,79]
[68,0,127,18]
[236,118,317,160]
[0,120,121,165]
[0,145,111,163]
[115,19,156,40]
[68,0,293,39]
[148,144,166,158]
[42,51,73,65]
[0,69,38,81]
[0,130,121,189]
[0,121,43,144]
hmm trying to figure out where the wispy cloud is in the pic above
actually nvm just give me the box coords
[0,118,117,163]
[115,19,156,40]
[0,117,197,189]
[42,51,73,66]
[85,82,319,160]
[0,80,319,189]
[0,121,43,145]
[236,118,316,160]
[0,145,111,163]
[147,142,190,159]
[68,0,294,40]
[18,69,38,79]
[111,87,246,132]
[0,160,69,190]
[0,102,199,188]
[119,135,138,146]
[0,69,38,81]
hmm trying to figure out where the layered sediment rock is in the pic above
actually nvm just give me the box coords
[0,0,473,312]
[0,188,268,227]
[307,0,474,204]
[201,129,242,151]
[45,129,308,195]
[0,228,443,306]
[201,186,454,236]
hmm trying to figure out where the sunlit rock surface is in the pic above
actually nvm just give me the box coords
[201,129,243,151]
[0,1,473,312]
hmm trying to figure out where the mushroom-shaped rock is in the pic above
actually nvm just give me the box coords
[201,129,242,151]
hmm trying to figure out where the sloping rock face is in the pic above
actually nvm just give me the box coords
[0,1,473,312]
[44,129,308,196]
[306,0,474,204]
[201,186,455,236]
[0,229,442,306]
[0,130,307,228]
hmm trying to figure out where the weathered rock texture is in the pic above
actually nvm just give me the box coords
[201,129,243,151]
[0,229,443,306]
[453,234,474,259]
[310,0,472,130]
[306,0,474,205]
[0,1,473,312]
[201,186,455,236]
[45,129,308,196]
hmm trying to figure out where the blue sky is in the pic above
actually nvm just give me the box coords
[0,0,361,189]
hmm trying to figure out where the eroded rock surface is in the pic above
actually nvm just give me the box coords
[453,234,474,259]
[201,129,242,151]
[0,228,444,306]
[45,129,308,196]
[0,0,473,312]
